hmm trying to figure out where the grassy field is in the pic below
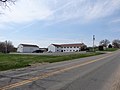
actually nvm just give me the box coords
[0,52,103,71]
[103,48,118,51]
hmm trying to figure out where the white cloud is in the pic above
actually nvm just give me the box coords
[0,0,120,26]
[0,0,52,23]
[46,0,120,23]
[110,18,120,24]
[83,0,120,21]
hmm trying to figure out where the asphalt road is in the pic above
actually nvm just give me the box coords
[0,50,120,90]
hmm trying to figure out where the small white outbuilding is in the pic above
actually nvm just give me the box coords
[17,44,39,53]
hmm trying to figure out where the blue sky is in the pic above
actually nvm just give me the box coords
[0,0,120,48]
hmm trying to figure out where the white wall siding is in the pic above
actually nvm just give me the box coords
[23,47,39,53]
[17,45,23,53]
[48,45,56,52]
[55,47,62,52]
[17,44,39,53]
[62,47,81,52]
[48,44,82,53]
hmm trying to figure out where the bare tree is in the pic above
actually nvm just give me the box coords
[99,39,110,48]
[7,41,14,52]
[0,42,5,52]
[0,0,16,8]
[0,41,14,53]
[0,0,16,14]
[0,0,16,3]
[112,39,120,48]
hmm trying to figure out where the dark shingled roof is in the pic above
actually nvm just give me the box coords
[20,44,39,48]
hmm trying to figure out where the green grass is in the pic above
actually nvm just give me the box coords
[0,52,103,71]
[103,48,118,51]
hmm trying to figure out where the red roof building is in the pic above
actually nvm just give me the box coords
[48,43,87,52]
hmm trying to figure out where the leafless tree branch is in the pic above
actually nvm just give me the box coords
[0,0,16,8]
[0,0,16,14]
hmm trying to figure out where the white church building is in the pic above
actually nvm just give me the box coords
[17,44,39,53]
[48,43,87,52]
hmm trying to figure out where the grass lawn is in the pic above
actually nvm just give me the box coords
[104,48,118,51]
[0,52,103,71]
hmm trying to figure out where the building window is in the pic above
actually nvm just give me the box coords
[74,47,76,48]
[64,50,65,51]
[67,47,69,48]
[70,47,72,48]
[64,47,66,48]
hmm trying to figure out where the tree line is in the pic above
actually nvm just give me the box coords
[0,41,15,53]
[99,39,120,48]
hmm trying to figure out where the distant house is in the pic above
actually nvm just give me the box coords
[48,43,87,52]
[17,44,39,53]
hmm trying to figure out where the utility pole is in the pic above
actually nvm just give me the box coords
[93,35,95,52]
[5,40,7,53]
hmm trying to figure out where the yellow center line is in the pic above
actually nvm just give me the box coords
[0,54,113,90]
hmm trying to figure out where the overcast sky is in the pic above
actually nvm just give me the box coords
[0,0,120,47]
